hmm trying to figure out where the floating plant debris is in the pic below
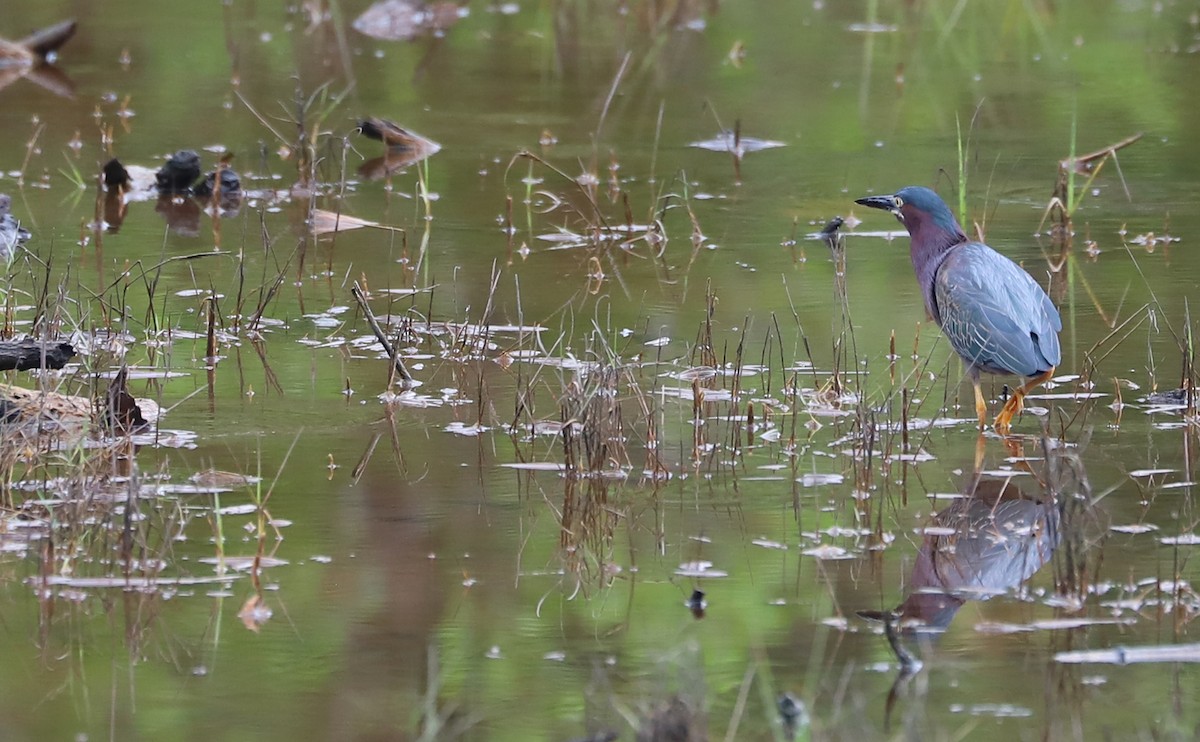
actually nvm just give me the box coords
[1110,524,1158,534]
[801,545,853,560]
[1056,644,1200,665]
[500,462,568,472]
[1159,533,1200,545]
[689,131,786,155]
[675,561,728,578]
[352,0,464,41]
[309,208,402,236]
[751,539,788,550]
[797,473,845,486]
[975,618,1136,634]
[198,556,289,570]
[35,575,241,589]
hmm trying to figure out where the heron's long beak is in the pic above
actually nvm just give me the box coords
[855,195,896,212]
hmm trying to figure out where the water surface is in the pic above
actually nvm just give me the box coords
[0,1,1197,739]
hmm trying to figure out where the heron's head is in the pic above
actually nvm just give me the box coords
[855,185,963,239]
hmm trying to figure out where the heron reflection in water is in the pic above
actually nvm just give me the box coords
[859,439,1093,728]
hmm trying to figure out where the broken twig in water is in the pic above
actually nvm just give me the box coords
[351,281,414,384]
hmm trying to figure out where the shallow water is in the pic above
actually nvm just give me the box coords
[0,1,1198,739]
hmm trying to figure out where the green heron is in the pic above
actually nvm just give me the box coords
[855,186,1061,432]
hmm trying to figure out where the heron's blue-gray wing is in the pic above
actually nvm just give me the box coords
[933,243,1061,377]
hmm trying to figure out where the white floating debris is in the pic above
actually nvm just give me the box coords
[976,617,1135,634]
[672,367,718,382]
[657,386,734,402]
[37,574,241,588]
[1160,534,1200,545]
[198,556,289,570]
[1056,643,1200,665]
[500,462,567,471]
[688,131,785,154]
[802,544,852,560]
[798,473,845,486]
[920,526,958,537]
[948,703,1032,718]
[216,504,260,515]
[823,526,870,537]
[675,560,728,578]
[846,22,897,33]
[751,539,788,550]
[1110,524,1158,534]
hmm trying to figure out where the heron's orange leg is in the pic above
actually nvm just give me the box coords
[972,378,987,430]
[993,367,1055,434]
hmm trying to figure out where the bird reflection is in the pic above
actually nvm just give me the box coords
[860,441,1072,729]
[881,472,1059,634]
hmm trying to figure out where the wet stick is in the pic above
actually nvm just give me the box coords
[351,281,413,384]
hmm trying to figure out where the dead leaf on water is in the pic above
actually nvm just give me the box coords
[309,209,402,236]
[689,130,785,156]
[727,40,746,67]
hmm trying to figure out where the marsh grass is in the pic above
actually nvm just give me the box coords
[1039,129,1143,238]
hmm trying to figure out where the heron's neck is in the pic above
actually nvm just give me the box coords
[908,220,967,321]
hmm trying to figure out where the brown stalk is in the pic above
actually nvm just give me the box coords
[350,281,414,384]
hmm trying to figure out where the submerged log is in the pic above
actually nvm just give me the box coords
[0,339,74,371]
[0,370,158,438]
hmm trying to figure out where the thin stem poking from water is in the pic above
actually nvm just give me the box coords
[351,281,414,384]
[595,51,631,145]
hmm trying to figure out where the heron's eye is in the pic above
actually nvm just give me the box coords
[892,196,904,208]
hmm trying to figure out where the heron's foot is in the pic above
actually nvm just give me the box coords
[994,368,1056,434]
[993,393,1023,434]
